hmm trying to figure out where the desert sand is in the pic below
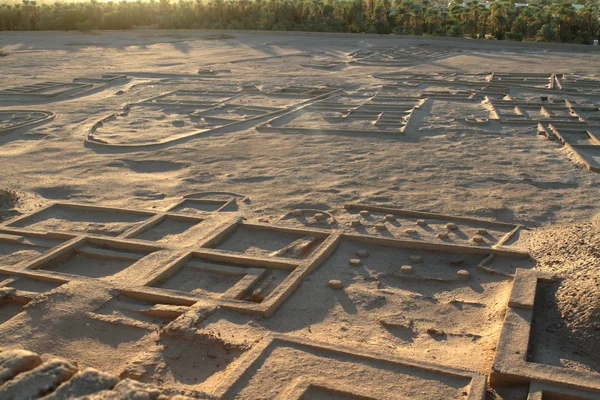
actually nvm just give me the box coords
[0,30,599,399]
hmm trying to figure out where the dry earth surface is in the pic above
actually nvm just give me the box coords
[0,30,599,399]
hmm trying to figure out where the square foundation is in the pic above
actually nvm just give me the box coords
[0,231,67,266]
[167,199,230,214]
[147,253,291,302]
[7,203,154,237]
[209,223,327,260]
[30,239,156,279]
[130,215,204,243]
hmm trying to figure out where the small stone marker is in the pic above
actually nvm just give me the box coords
[350,219,362,227]
[359,210,370,217]
[356,250,369,258]
[401,265,414,274]
[409,255,422,263]
[293,209,303,217]
[374,223,387,231]
[457,270,471,280]
[349,258,362,267]
[314,213,326,221]
[405,229,416,235]
[416,219,427,226]
[384,214,396,221]
[329,280,343,289]
[437,232,448,239]
[472,235,484,243]
[446,223,458,230]
[476,228,488,235]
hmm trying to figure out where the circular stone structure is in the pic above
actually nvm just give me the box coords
[359,210,370,217]
[416,219,427,226]
[446,223,458,230]
[437,232,448,239]
[350,219,361,227]
[384,214,396,221]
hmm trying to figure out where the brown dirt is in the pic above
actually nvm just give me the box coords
[0,189,19,222]
[0,31,600,399]
[524,215,600,367]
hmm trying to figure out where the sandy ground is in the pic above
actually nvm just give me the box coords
[0,31,598,225]
[0,31,599,399]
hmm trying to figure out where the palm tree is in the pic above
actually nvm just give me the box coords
[464,0,485,37]
[537,22,558,41]
[549,2,576,42]
[424,4,443,33]
[577,4,599,43]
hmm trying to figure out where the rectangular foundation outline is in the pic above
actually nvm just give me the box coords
[1,201,235,246]
[548,124,600,145]
[372,72,600,97]
[0,82,94,98]
[3,202,157,236]
[212,333,487,400]
[141,249,299,297]
[344,203,524,248]
[256,94,426,136]
[118,213,205,240]
[568,144,600,173]
[0,204,531,319]
[538,123,600,173]
[276,378,383,399]
[490,269,600,394]
[86,86,344,148]
[1,216,531,317]
[21,235,162,282]
[164,198,234,214]
[485,97,591,125]
[198,219,332,253]
[527,380,600,400]
[349,47,461,68]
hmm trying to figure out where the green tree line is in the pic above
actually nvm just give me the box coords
[1,0,599,43]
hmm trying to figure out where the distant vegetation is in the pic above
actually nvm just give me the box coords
[0,0,598,44]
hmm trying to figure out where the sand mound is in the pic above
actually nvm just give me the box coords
[557,276,600,355]
[526,217,600,359]
[0,189,19,221]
